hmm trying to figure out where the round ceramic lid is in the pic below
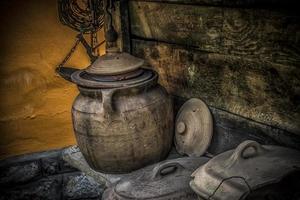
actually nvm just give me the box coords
[175,98,213,157]
[85,48,144,75]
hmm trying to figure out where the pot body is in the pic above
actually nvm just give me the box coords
[71,82,173,173]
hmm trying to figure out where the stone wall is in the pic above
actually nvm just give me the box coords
[0,148,104,200]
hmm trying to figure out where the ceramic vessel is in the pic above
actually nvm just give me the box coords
[58,48,174,173]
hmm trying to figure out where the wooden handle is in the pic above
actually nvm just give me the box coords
[101,89,116,121]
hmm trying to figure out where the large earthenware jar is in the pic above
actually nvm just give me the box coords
[68,48,173,173]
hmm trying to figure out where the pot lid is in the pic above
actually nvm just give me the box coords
[190,140,300,200]
[85,48,144,75]
[110,157,210,199]
[175,98,213,157]
[71,68,156,89]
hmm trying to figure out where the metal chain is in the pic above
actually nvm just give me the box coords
[57,0,106,71]
[91,31,99,57]
[57,34,81,68]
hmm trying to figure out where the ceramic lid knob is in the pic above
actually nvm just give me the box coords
[177,121,186,135]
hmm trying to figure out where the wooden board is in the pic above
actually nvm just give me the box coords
[129,1,300,67]
[130,0,299,8]
[132,39,300,135]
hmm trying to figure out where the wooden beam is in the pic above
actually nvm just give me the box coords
[129,1,300,67]
[129,0,299,8]
[105,0,131,52]
[119,0,131,53]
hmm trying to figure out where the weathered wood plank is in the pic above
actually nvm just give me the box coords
[130,0,299,8]
[209,104,300,152]
[129,1,300,67]
[131,0,223,6]
[132,39,300,135]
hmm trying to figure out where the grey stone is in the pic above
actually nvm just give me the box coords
[62,146,183,188]
[0,176,62,200]
[63,172,103,200]
[42,157,60,176]
[0,149,63,168]
[59,157,78,173]
[40,150,77,175]
[0,161,41,186]
[62,146,117,187]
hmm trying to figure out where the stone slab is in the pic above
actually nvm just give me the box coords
[62,146,183,188]
[63,172,103,200]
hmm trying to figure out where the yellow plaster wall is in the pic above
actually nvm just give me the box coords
[0,0,105,159]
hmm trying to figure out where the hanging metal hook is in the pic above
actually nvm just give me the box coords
[105,0,118,44]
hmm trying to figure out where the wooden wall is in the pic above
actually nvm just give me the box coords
[113,0,300,151]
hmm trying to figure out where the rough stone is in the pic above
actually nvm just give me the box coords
[62,146,182,187]
[41,157,60,176]
[62,146,119,187]
[59,156,78,173]
[0,176,62,200]
[0,161,41,187]
[0,147,105,200]
[63,172,103,200]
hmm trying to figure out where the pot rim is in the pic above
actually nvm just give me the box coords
[71,68,157,89]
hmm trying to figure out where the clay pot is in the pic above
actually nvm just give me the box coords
[58,49,174,173]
